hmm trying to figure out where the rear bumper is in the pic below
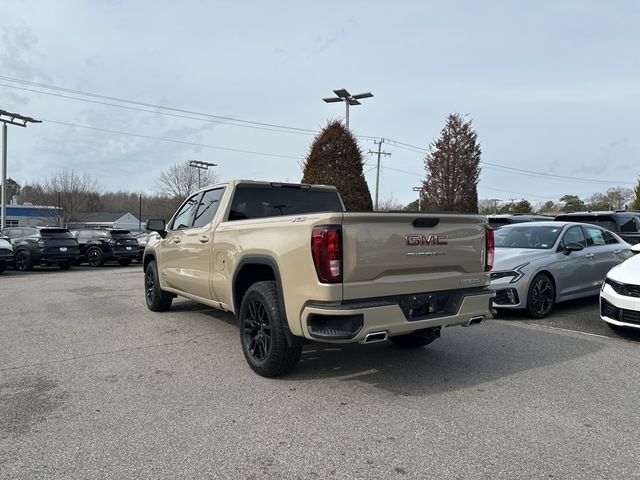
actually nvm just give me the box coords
[300,288,495,343]
[111,249,138,260]
[41,249,81,263]
[0,250,12,264]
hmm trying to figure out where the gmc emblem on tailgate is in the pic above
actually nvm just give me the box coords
[405,234,448,246]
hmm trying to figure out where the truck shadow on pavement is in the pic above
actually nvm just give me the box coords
[288,321,607,396]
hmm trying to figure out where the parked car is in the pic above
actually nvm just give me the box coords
[143,180,495,377]
[600,243,640,330]
[554,211,640,245]
[0,232,13,273]
[134,232,150,263]
[0,226,81,271]
[71,229,139,266]
[487,214,553,230]
[490,221,633,318]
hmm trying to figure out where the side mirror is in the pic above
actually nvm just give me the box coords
[564,242,584,255]
[145,219,166,238]
[631,244,640,254]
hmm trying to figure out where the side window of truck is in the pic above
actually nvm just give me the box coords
[170,195,199,230]
[192,188,225,228]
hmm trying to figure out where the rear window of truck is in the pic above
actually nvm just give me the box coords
[228,186,344,221]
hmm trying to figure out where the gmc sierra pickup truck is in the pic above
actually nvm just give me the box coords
[143,180,495,377]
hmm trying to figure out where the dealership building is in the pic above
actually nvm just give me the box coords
[3,204,62,227]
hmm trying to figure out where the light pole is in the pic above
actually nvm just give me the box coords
[188,160,217,189]
[0,109,41,228]
[413,186,423,211]
[323,89,373,130]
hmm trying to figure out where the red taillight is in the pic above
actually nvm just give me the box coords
[485,226,495,272]
[311,225,342,283]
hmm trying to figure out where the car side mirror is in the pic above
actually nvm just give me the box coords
[563,242,584,255]
[631,244,640,254]
[145,219,167,238]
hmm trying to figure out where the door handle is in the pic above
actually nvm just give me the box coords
[173,237,181,244]
[199,235,209,243]
[585,253,594,259]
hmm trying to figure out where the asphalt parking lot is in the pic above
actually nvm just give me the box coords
[1,266,640,479]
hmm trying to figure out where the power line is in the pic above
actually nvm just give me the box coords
[1,75,633,186]
[0,83,316,136]
[42,119,301,160]
[0,75,317,134]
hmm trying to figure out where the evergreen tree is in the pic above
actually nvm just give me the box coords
[633,179,640,210]
[301,120,373,211]
[421,113,481,213]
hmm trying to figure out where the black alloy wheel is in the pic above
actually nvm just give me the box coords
[526,274,555,318]
[87,248,104,267]
[144,260,173,311]
[242,300,272,362]
[15,250,33,271]
[239,281,302,377]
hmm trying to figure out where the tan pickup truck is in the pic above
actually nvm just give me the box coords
[143,180,495,377]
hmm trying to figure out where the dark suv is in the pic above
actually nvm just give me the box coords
[554,211,640,245]
[72,229,139,266]
[487,214,553,230]
[0,226,81,271]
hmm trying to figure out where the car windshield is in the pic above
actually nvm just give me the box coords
[494,225,563,249]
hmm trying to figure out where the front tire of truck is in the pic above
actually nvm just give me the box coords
[239,281,302,377]
[145,260,173,312]
[389,328,437,348]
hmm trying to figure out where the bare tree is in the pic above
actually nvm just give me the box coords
[376,194,405,212]
[22,170,101,226]
[155,161,218,199]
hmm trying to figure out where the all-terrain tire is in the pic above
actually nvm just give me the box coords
[144,260,173,312]
[239,281,302,377]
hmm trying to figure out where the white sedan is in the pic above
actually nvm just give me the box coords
[0,234,13,274]
[600,244,640,330]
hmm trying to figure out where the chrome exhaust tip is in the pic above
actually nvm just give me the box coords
[464,315,485,327]
[361,331,388,344]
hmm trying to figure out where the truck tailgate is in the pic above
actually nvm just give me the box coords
[341,213,488,300]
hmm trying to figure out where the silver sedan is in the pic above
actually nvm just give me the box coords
[491,221,633,318]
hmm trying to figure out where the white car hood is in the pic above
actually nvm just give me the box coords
[607,253,640,285]
[0,238,12,251]
[493,247,551,271]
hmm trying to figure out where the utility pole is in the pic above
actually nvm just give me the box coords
[138,193,142,232]
[188,160,217,189]
[413,187,423,211]
[0,109,41,228]
[322,89,373,131]
[367,139,391,210]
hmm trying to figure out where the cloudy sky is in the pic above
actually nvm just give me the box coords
[1,0,638,206]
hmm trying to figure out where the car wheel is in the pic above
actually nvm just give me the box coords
[87,248,105,267]
[118,259,132,266]
[15,250,34,271]
[389,328,438,348]
[144,260,173,311]
[239,281,302,377]
[526,273,555,318]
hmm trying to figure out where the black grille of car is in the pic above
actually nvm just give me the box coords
[606,278,640,298]
[601,299,640,325]
[494,288,519,305]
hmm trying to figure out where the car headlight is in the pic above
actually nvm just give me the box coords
[490,263,529,283]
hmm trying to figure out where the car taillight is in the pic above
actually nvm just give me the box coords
[485,225,495,272]
[37,238,47,246]
[108,238,117,245]
[311,225,342,283]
